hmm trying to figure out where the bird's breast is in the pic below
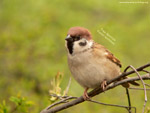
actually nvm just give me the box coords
[68,51,108,88]
[67,50,120,89]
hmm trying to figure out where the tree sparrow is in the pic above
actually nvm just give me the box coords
[65,27,139,100]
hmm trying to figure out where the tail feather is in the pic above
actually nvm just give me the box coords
[121,76,139,88]
[129,81,140,86]
[121,82,130,88]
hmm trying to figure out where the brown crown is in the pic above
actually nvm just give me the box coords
[67,27,92,40]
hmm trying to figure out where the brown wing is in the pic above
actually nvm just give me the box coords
[92,42,139,87]
[105,49,122,68]
[92,42,122,68]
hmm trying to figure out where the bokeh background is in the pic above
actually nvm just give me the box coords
[0,0,150,113]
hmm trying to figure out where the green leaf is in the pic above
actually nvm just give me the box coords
[9,96,21,105]
[0,100,8,113]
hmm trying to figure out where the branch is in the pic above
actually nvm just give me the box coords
[129,87,150,90]
[40,63,150,113]
[89,74,150,97]
[87,99,136,113]
[126,65,147,113]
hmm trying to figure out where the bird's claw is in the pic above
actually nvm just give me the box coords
[101,80,107,91]
[83,88,91,100]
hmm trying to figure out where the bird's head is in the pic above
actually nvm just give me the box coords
[65,27,93,55]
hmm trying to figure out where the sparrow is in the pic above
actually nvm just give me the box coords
[65,26,139,100]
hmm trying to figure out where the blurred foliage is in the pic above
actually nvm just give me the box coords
[0,0,150,113]
[49,72,71,102]
[0,100,8,113]
[49,72,63,102]
[0,94,33,113]
[9,96,34,113]
[146,107,150,113]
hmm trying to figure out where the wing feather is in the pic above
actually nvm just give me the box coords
[92,42,122,68]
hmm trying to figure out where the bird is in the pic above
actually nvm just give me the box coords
[65,26,139,100]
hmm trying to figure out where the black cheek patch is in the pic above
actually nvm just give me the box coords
[79,41,87,46]
[67,41,74,54]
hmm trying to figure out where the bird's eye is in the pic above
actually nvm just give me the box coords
[74,36,80,41]
[79,41,87,46]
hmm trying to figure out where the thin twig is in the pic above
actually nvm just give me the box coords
[145,83,150,87]
[142,69,150,74]
[64,77,72,96]
[123,66,132,113]
[107,63,150,85]
[40,74,150,113]
[41,64,150,113]
[126,88,132,113]
[124,65,147,113]
[50,93,75,99]
[88,99,136,113]
[49,94,136,112]
[129,87,150,90]
[45,96,77,111]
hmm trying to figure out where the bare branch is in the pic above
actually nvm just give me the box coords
[40,63,150,113]
[125,88,131,113]
[107,63,150,85]
[145,83,150,87]
[42,96,77,112]
[129,87,150,90]
[142,69,150,74]
[64,77,72,96]
[123,66,132,113]
[126,65,147,113]
[87,99,136,113]
[40,74,150,113]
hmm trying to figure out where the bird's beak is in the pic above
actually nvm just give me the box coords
[65,35,73,42]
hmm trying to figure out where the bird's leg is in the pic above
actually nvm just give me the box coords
[83,88,90,100]
[101,79,107,91]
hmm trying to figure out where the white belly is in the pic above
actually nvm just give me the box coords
[67,51,120,89]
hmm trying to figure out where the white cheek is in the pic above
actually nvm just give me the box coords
[72,41,81,53]
[73,40,93,54]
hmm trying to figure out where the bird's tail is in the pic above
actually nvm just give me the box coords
[121,76,139,88]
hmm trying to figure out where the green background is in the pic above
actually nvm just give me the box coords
[0,0,150,113]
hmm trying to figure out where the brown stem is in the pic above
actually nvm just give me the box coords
[40,63,150,113]
[40,74,150,113]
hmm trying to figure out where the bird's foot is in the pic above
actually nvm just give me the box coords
[83,88,91,100]
[101,80,107,91]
